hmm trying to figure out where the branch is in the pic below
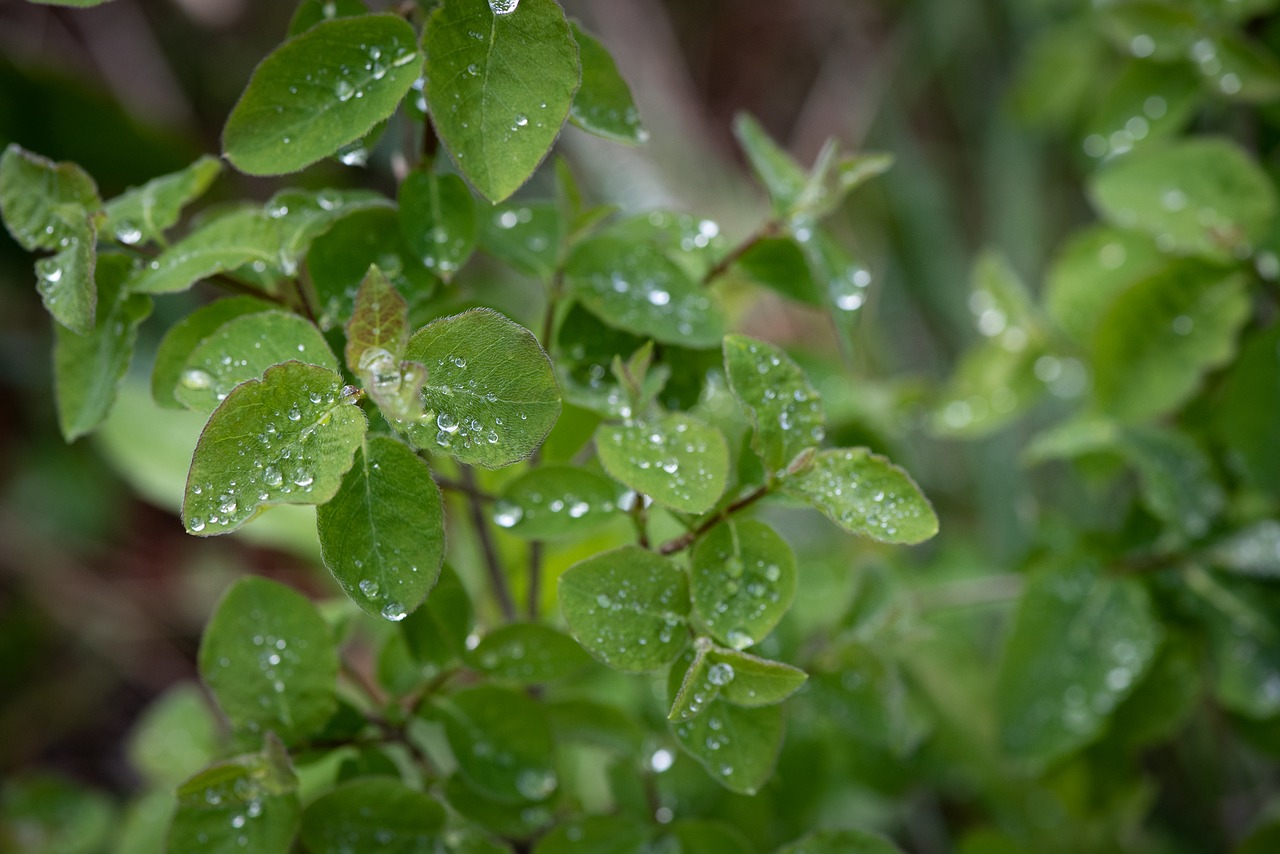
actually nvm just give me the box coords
[656,483,772,555]
[701,221,780,286]
[460,466,517,621]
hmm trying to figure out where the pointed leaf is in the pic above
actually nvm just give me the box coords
[152,296,278,409]
[691,519,796,651]
[569,22,645,144]
[223,14,422,175]
[465,623,594,683]
[198,576,339,743]
[168,740,300,854]
[128,208,283,294]
[53,254,151,441]
[710,647,807,708]
[559,545,690,673]
[103,156,222,247]
[317,436,445,621]
[492,464,627,539]
[732,113,807,215]
[344,265,410,373]
[402,308,561,467]
[0,143,100,252]
[782,448,938,544]
[723,334,825,474]
[595,413,729,514]
[435,685,558,803]
[300,778,444,853]
[398,169,477,279]
[423,0,580,201]
[183,362,367,536]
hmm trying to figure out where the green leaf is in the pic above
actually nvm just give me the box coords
[997,560,1162,765]
[103,156,222,247]
[554,303,649,418]
[667,650,783,795]
[532,816,650,854]
[300,778,444,853]
[595,413,729,514]
[492,464,626,539]
[1200,31,1280,103]
[1214,325,1280,499]
[782,448,938,544]
[569,22,645,144]
[604,211,726,280]
[545,699,645,754]
[1096,1,1198,62]
[183,362,367,536]
[174,310,339,413]
[398,169,478,279]
[267,187,393,272]
[198,577,339,743]
[477,201,564,281]
[669,640,805,720]
[732,113,807,215]
[317,436,445,621]
[443,776,554,839]
[53,254,151,441]
[1206,521,1280,579]
[930,337,1045,438]
[732,236,823,306]
[663,821,753,854]
[565,235,726,347]
[1081,61,1199,161]
[1120,426,1224,539]
[690,519,797,651]
[435,685,558,803]
[308,207,438,330]
[776,829,905,854]
[1184,567,1280,718]
[1044,226,1165,345]
[723,334,825,474]
[1088,138,1276,261]
[423,0,580,202]
[401,565,473,672]
[168,739,300,854]
[402,308,561,467]
[1,775,115,854]
[288,0,368,36]
[798,227,873,316]
[152,296,279,409]
[1092,263,1250,422]
[559,545,690,672]
[128,208,283,294]
[127,682,220,788]
[223,15,422,175]
[810,644,929,755]
[0,144,102,334]
[465,623,594,683]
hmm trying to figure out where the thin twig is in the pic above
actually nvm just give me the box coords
[432,473,495,502]
[632,494,650,549]
[340,655,387,708]
[700,221,780,286]
[461,466,517,621]
[527,541,543,620]
[656,483,772,555]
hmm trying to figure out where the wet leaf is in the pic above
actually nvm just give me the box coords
[569,22,645,144]
[398,169,477,280]
[723,334,825,474]
[595,413,729,514]
[300,778,444,853]
[691,519,796,651]
[477,201,564,281]
[152,296,278,409]
[492,465,626,539]
[103,156,222,247]
[434,685,558,804]
[128,208,283,294]
[465,623,593,684]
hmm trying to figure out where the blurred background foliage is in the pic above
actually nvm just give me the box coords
[6,0,1280,852]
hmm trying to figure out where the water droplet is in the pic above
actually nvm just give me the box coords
[359,579,379,598]
[381,602,407,621]
[707,662,735,686]
[493,501,523,528]
[488,0,519,15]
[335,80,355,102]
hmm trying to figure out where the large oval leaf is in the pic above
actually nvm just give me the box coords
[300,778,444,853]
[492,464,627,539]
[595,413,729,514]
[434,685,558,803]
[569,22,645,144]
[723,334,825,475]
[690,519,796,651]
[152,296,279,409]
[169,741,300,854]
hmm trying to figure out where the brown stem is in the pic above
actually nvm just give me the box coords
[432,474,495,502]
[340,655,387,708]
[632,494,650,549]
[526,541,543,620]
[461,466,517,621]
[657,483,773,555]
[700,221,780,286]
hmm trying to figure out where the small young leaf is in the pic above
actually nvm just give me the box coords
[477,201,564,281]
[998,560,1162,765]
[174,311,339,413]
[782,448,938,544]
[300,778,444,853]
[344,265,410,375]
[691,519,797,651]
[128,208,283,294]
[398,169,477,280]
[569,22,645,144]
[711,647,807,708]
[732,113,807,215]
[223,14,422,175]
[53,254,151,441]
[168,740,300,854]
[126,683,220,788]
[465,623,594,683]
[103,156,222,247]
[595,413,729,514]
[559,545,690,673]
[183,362,367,536]
[435,685,558,803]
[423,0,580,202]
[776,829,905,854]
[492,465,627,539]
[1093,263,1249,422]
[565,235,726,347]
[1088,138,1276,261]
[1044,225,1165,345]
[198,577,338,747]
[152,296,279,409]
[723,334,825,474]
[317,436,446,621]
[402,308,561,468]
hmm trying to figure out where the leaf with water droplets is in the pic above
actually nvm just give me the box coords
[1120,426,1224,539]
[723,334,825,475]
[533,816,651,854]
[666,649,783,795]
[433,685,558,804]
[152,297,279,409]
[103,156,222,247]
[809,643,929,756]
[198,576,339,744]
[174,311,339,413]
[595,413,728,515]
[168,737,300,854]
[316,436,445,621]
[1185,567,1280,718]
[465,623,594,684]
[53,254,151,441]
[1088,138,1276,262]
[287,0,368,36]
[267,186,393,272]
[223,14,421,175]
[1082,61,1199,162]
[732,236,823,306]
[442,775,554,839]
[782,448,938,545]
[400,566,473,672]
[555,303,653,418]
[183,361,367,536]
[559,545,690,673]
[493,465,627,539]
[691,519,796,651]
[478,201,564,281]
[128,208,284,294]
[1044,225,1165,346]
[398,169,477,280]
[1207,521,1280,579]
[565,235,726,347]
[669,640,806,721]
[344,265,410,380]
[776,829,905,854]
[732,113,808,216]
[569,22,645,144]
[127,682,220,788]
[402,308,561,468]
[1215,325,1280,501]
[300,778,444,853]
[997,559,1162,765]
[1093,262,1250,422]
[423,0,579,202]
